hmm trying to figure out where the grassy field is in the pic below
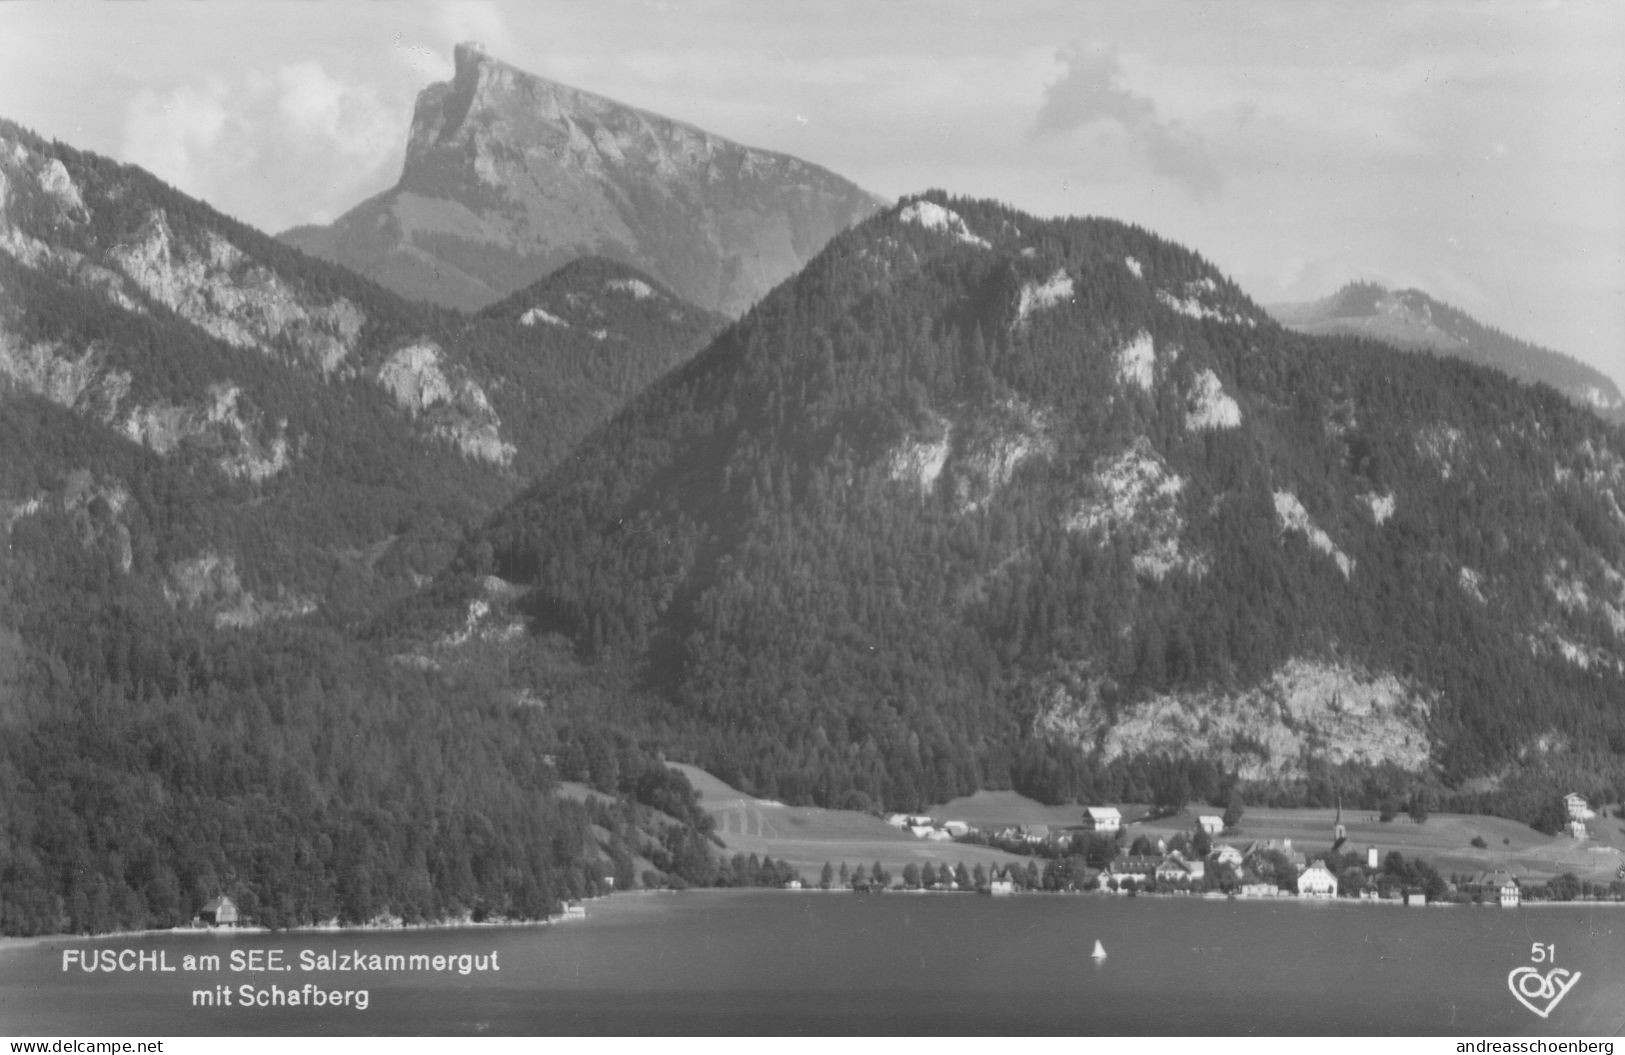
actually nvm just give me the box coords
[665,765,1625,886]
[671,764,1032,880]
[1134,804,1625,883]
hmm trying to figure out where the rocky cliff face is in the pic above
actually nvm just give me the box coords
[0,116,719,627]
[280,43,885,315]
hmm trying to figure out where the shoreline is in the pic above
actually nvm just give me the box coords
[0,907,593,956]
[8,883,1623,953]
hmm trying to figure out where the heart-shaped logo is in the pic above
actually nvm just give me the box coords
[1507,966,1582,1019]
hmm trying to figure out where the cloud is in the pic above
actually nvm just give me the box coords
[1033,44,1222,201]
[434,1,511,54]
[122,81,231,196]
[121,63,405,232]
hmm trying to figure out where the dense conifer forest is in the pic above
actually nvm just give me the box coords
[421,194,1625,824]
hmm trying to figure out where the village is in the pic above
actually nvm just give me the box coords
[850,791,1621,906]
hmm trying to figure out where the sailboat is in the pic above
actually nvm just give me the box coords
[1091,940,1107,961]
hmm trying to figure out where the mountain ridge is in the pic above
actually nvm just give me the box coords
[1268,281,1624,424]
[0,115,721,626]
[396,192,1625,826]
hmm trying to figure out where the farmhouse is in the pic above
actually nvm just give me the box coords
[1197,815,1224,836]
[1082,807,1122,832]
[1211,844,1243,868]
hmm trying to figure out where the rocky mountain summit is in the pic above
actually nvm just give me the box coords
[281,43,885,316]
[1269,281,1624,423]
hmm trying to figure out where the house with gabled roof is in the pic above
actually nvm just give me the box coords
[200,895,238,926]
[1082,806,1122,832]
[1296,860,1338,899]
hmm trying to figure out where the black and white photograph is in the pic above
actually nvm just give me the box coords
[1,0,1623,1041]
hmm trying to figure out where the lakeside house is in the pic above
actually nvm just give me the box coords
[1238,882,1281,898]
[1083,807,1122,832]
[1211,844,1243,868]
[1296,861,1338,899]
[985,869,1016,896]
[200,895,238,926]
[1109,855,1159,888]
[1500,879,1521,907]
[1155,853,1205,883]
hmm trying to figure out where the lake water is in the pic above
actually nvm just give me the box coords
[3,891,1623,1036]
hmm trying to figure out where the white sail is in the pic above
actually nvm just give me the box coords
[1092,940,1106,960]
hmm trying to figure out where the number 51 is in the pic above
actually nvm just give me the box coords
[1531,943,1556,963]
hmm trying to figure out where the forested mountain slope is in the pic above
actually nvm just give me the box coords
[1270,281,1624,423]
[0,117,721,623]
[0,119,725,936]
[406,193,1625,827]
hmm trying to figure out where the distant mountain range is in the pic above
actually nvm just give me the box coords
[280,43,885,316]
[1269,282,1624,423]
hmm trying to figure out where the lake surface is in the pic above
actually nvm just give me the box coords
[3,891,1623,1035]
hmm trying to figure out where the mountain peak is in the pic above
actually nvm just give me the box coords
[1269,282,1624,421]
[284,46,884,315]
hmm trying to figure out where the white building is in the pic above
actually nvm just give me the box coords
[1296,860,1339,899]
[1197,815,1224,836]
[1083,807,1122,832]
[1565,793,1595,821]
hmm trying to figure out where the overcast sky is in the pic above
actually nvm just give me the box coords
[2,1,1620,390]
